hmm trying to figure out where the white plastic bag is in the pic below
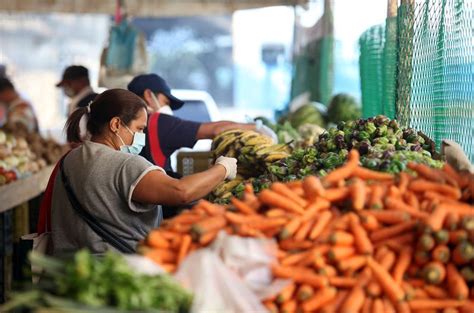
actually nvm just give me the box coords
[174,232,289,313]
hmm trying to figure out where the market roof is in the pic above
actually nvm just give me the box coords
[0,0,308,16]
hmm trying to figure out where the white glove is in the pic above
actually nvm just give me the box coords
[255,120,278,144]
[215,156,238,180]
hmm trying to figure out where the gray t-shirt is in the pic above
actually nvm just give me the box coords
[51,141,164,256]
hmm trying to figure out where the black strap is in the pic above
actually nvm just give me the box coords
[59,158,135,254]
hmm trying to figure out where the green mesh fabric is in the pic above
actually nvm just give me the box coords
[291,37,335,105]
[397,0,474,161]
[359,25,385,118]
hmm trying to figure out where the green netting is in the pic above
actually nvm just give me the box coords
[397,0,474,161]
[291,37,335,105]
[359,25,385,118]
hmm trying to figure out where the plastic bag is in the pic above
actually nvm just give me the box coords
[442,139,473,173]
[174,232,289,313]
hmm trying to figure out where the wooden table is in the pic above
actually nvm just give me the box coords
[0,165,54,213]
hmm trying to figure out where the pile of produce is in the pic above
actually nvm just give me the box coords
[141,150,474,312]
[256,117,325,147]
[326,93,361,124]
[1,250,192,312]
[212,116,444,203]
[286,104,326,129]
[0,128,66,185]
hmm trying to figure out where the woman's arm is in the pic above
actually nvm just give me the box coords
[132,164,226,206]
[196,121,256,139]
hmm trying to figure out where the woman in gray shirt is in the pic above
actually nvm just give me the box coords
[51,89,237,255]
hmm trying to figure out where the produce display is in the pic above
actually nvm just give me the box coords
[212,116,444,203]
[326,93,361,124]
[0,128,66,185]
[142,150,474,312]
[1,250,193,312]
[286,103,326,129]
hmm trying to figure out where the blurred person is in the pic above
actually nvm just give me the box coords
[0,77,38,132]
[127,73,277,174]
[56,65,98,115]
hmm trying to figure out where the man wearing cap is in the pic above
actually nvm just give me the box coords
[128,73,277,176]
[56,65,98,116]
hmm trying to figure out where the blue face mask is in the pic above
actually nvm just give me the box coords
[116,125,146,155]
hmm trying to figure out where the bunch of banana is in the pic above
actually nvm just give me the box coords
[209,177,244,203]
[212,129,291,179]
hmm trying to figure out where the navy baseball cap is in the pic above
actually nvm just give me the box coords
[127,74,184,110]
[56,65,89,87]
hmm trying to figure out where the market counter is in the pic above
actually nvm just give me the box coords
[0,165,54,213]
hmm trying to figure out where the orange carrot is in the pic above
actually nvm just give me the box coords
[405,191,420,211]
[366,210,410,224]
[199,200,224,216]
[276,283,296,304]
[350,214,374,255]
[324,187,350,202]
[144,249,177,264]
[409,179,461,200]
[383,297,397,313]
[328,276,358,288]
[339,285,365,313]
[372,299,384,313]
[424,285,448,299]
[422,261,446,285]
[170,212,205,225]
[398,172,411,194]
[370,220,417,242]
[249,217,288,230]
[408,299,465,310]
[323,149,360,184]
[328,246,355,262]
[147,231,171,249]
[271,182,308,208]
[293,219,315,241]
[303,175,326,198]
[279,239,313,251]
[362,298,373,313]
[392,247,412,284]
[297,284,315,301]
[338,255,367,272]
[447,263,469,300]
[279,217,302,240]
[447,202,474,217]
[388,185,401,198]
[375,233,415,249]
[385,196,429,219]
[425,204,448,232]
[432,245,451,264]
[460,302,474,313]
[369,185,385,209]
[452,242,474,265]
[199,229,219,246]
[418,234,435,252]
[407,162,442,182]
[352,166,394,181]
[177,234,192,265]
[302,198,331,221]
[301,287,337,312]
[258,189,305,214]
[160,263,176,273]
[265,208,288,218]
[272,265,328,288]
[230,197,255,215]
[360,213,380,232]
[263,300,278,313]
[309,211,332,240]
[329,231,355,245]
[280,299,297,313]
[396,301,412,313]
[320,290,348,313]
[442,163,467,188]
[191,215,226,235]
[281,251,309,266]
[319,265,338,277]
[366,281,382,297]
[367,257,405,303]
[351,178,367,210]
[380,250,396,272]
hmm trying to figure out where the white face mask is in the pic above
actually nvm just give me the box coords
[64,87,76,98]
[158,105,173,116]
[150,92,173,116]
[115,124,146,155]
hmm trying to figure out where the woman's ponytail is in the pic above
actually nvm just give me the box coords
[65,106,88,144]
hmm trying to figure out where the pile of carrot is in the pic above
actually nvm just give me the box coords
[141,149,474,313]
